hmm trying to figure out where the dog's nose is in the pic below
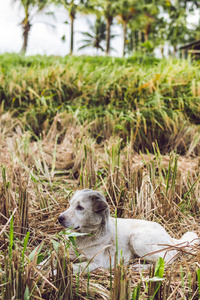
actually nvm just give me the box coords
[58,215,65,224]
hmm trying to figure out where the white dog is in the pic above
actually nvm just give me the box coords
[58,189,199,273]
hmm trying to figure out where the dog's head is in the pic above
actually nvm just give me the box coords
[58,189,109,233]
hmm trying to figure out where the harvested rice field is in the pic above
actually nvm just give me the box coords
[0,54,200,299]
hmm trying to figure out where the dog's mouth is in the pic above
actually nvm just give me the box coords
[73,226,80,230]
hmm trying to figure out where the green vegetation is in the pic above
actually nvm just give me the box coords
[13,0,200,56]
[0,54,200,299]
[1,53,200,153]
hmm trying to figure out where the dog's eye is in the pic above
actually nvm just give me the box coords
[76,205,84,211]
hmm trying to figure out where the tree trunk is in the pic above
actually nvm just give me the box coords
[70,16,74,55]
[122,22,127,57]
[173,46,177,56]
[160,45,164,58]
[145,23,151,42]
[135,31,138,51]
[132,30,135,54]
[144,30,148,42]
[138,30,142,51]
[106,18,112,56]
[20,17,31,54]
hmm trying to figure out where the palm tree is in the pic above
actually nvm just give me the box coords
[14,0,49,53]
[128,1,161,54]
[118,0,161,56]
[117,0,139,57]
[78,17,106,54]
[60,0,76,55]
[57,0,90,55]
[91,0,117,56]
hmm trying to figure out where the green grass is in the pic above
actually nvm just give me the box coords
[1,53,200,154]
[0,52,160,69]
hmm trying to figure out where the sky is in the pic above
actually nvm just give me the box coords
[0,0,123,57]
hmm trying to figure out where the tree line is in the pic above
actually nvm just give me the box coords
[14,0,200,57]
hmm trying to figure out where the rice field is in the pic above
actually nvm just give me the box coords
[0,54,200,299]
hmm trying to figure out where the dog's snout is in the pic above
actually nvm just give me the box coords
[58,215,65,224]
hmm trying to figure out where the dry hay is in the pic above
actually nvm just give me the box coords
[0,163,199,299]
[0,112,200,299]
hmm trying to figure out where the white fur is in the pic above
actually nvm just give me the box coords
[58,189,199,273]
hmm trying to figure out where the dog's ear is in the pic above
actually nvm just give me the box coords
[91,193,108,213]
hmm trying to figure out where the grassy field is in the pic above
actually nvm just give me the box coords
[0,54,200,299]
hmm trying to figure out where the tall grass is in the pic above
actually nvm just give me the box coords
[1,54,200,153]
[0,55,200,299]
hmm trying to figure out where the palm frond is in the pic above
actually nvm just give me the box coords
[79,32,94,38]
[78,43,93,50]
[77,39,93,44]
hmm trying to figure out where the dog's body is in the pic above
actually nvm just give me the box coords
[58,189,199,273]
